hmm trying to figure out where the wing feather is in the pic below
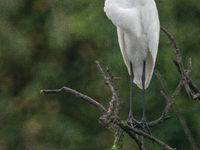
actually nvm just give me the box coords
[105,0,160,89]
[104,2,141,37]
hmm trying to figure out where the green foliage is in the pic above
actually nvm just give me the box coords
[0,0,200,149]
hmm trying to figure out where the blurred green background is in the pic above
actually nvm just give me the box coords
[0,0,200,149]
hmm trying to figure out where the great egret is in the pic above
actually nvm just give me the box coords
[104,0,160,135]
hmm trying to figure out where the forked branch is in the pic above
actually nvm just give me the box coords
[40,26,199,150]
[159,26,199,150]
[40,61,175,150]
[160,26,200,100]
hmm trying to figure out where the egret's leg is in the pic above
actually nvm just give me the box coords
[127,62,140,126]
[128,62,134,126]
[118,62,139,141]
[140,61,152,142]
[118,62,149,141]
[142,60,147,123]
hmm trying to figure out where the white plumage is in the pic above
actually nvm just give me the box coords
[104,0,160,89]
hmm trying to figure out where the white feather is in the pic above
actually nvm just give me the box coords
[104,0,160,89]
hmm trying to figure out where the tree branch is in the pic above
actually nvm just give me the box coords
[161,26,200,100]
[95,60,122,117]
[158,26,199,150]
[106,65,122,117]
[111,119,176,150]
[40,60,176,150]
[40,26,199,150]
[40,87,108,116]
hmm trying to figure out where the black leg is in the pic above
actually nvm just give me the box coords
[140,61,152,144]
[141,61,150,132]
[118,61,152,143]
[128,62,135,126]
[127,62,140,126]
[142,61,146,120]
[118,62,139,141]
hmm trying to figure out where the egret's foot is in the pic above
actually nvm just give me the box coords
[135,118,155,146]
[118,116,152,142]
[134,118,151,135]
[125,115,140,128]
[125,115,150,135]
[117,115,138,141]
[118,115,144,141]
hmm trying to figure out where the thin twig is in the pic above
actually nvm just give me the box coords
[159,26,199,149]
[154,69,198,150]
[95,60,114,93]
[161,26,200,100]
[172,104,199,150]
[108,95,116,116]
[148,80,184,127]
[40,87,108,115]
[187,57,192,75]
[95,60,117,116]
[96,60,122,117]
[160,26,184,74]
[106,65,122,117]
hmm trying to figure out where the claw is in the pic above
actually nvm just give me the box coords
[133,118,150,134]
[118,116,152,142]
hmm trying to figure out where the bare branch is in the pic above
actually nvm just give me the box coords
[187,57,192,74]
[172,104,199,150]
[40,60,178,149]
[40,87,108,116]
[154,69,198,150]
[147,79,184,127]
[39,25,200,150]
[160,26,184,74]
[42,55,198,149]
[95,60,117,116]
[108,95,116,116]
[95,60,114,92]
[106,65,122,117]
[161,26,200,100]
[114,120,176,150]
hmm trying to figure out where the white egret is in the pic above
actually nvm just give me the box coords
[104,0,160,135]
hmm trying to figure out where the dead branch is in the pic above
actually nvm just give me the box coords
[155,70,199,150]
[106,65,122,117]
[40,26,200,150]
[40,61,174,150]
[160,26,200,100]
[115,120,176,150]
[40,87,108,116]
[95,60,122,117]
[159,26,199,150]
[147,79,183,127]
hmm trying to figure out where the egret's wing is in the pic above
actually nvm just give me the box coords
[144,11,160,89]
[147,3,160,66]
[117,27,130,74]
[105,0,160,89]
[104,2,141,37]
